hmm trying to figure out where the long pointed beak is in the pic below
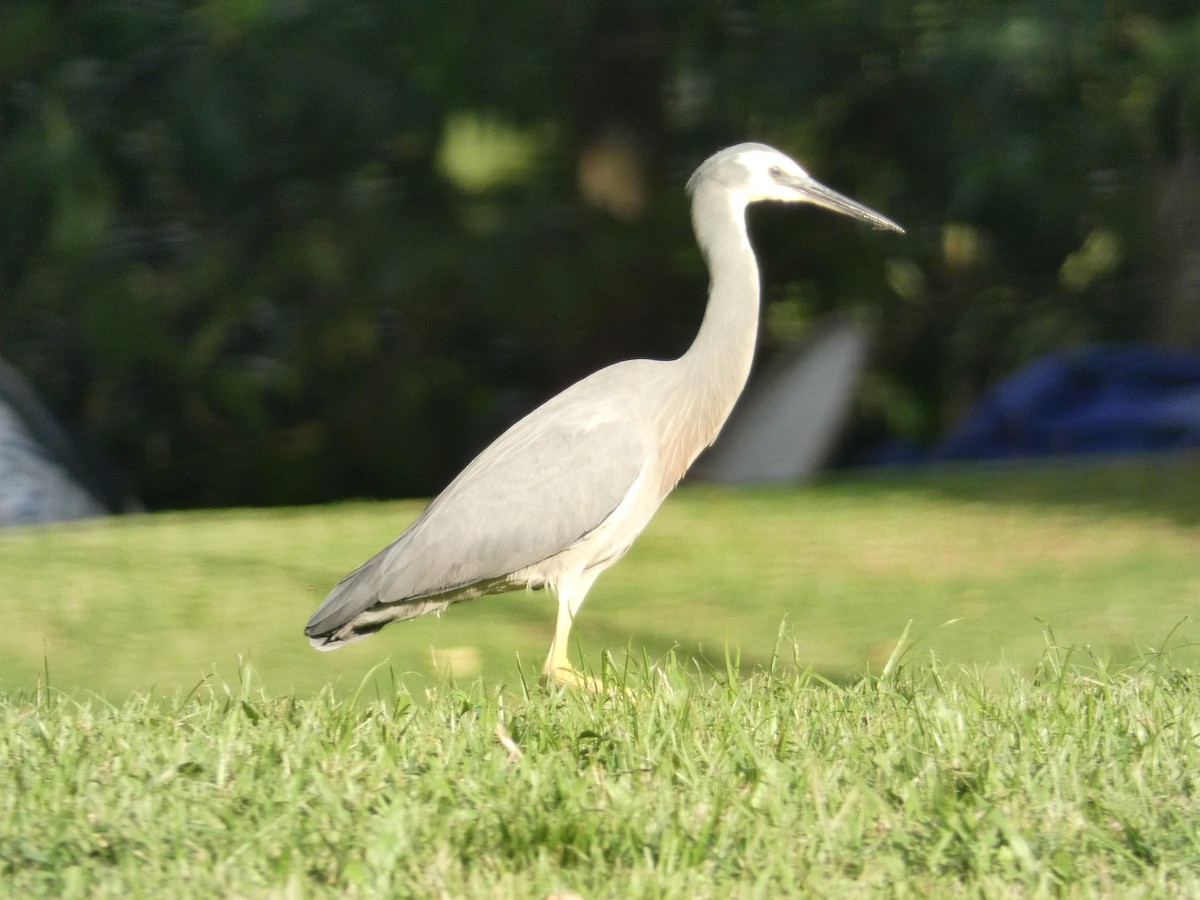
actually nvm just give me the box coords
[787,175,904,234]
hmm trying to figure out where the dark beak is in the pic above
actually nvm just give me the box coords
[784,175,904,234]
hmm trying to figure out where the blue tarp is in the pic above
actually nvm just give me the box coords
[867,345,1200,464]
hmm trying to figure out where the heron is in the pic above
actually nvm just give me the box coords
[305,143,903,688]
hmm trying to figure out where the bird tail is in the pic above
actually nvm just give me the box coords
[304,569,454,650]
[304,530,488,650]
[307,627,381,651]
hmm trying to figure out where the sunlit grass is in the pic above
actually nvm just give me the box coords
[2,458,1199,895]
[3,651,1199,896]
[0,457,1197,698]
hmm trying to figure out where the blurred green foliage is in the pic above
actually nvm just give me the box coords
[2,1,1198,507]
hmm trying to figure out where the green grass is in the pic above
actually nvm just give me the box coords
[0,458,1197,697]
[2,458,1200,895]
[3,652,1200,896]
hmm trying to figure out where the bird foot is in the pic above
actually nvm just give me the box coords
[540,665,625,696]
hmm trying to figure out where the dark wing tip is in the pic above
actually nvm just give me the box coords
[307,632,339,651]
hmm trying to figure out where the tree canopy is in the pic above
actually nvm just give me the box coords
[2,1,1198,507]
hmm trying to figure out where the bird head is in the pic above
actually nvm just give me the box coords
[688,143,904,233]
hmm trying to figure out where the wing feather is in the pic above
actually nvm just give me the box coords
[305,386,651,642]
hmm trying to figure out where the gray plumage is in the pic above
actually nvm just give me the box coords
[305,142,902,687]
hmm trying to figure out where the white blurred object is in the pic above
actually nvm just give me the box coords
[0,359,121,526]
[698,316,869,484]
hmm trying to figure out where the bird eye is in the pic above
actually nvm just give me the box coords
[769,165,783,178]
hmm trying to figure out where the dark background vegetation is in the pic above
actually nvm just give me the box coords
[2,1,1198,508]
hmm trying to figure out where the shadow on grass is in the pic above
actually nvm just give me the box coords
[828,453,1200,527]
[570,623,873,688]
[569,627,1199,694]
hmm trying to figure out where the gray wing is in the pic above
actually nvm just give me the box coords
[305,387,651,643]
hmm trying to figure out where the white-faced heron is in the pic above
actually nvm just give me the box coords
[305,143,903,687]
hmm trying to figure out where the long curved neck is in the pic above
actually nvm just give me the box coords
[676,184,760,437]
[656,183,760,483]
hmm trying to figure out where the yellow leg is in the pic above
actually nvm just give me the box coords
[540,570,606,692]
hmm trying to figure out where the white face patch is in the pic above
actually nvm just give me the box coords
[734,148,811,204]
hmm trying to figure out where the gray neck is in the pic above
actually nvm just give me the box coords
[675,182,760,442]
[650,182,761,490]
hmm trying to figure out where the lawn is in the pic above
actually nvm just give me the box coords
[4,651,1200,896]
[0,458,1196,697]
[2,458,1200,896]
